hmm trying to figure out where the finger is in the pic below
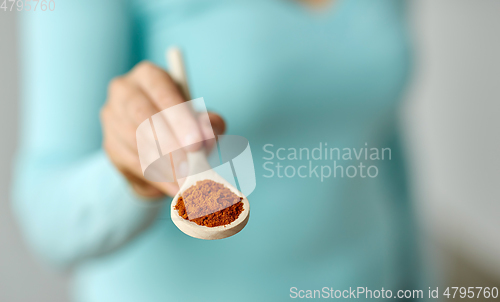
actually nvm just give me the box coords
[108,77,159,128]
[108,75,189,181]
[129,62,203,151]
[134,101,189,180]
[106,83,191,184]
[203,112,226,151]
[129,116,188,186]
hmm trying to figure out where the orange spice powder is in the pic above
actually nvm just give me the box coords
[174,180,243,227]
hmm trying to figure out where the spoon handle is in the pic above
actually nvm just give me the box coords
[167,47,191,100]
[167,47,212,177]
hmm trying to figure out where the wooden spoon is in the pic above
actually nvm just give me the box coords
[167,47,250,240]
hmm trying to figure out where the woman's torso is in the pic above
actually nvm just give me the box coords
[74,1,416,301]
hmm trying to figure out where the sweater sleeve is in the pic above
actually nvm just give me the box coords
[11,0,165,268]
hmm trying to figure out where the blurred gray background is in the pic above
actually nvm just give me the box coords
[1,0,499,301]
[0,8,69,302]
[404,0,500,294]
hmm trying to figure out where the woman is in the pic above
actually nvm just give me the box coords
[13,0,419,301]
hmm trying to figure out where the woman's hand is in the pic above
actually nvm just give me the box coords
[100,61,225,198]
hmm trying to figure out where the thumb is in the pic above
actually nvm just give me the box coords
[207,112,226,136]
[201,112,225,152]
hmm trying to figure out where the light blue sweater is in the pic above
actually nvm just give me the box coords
[13,0,419,301]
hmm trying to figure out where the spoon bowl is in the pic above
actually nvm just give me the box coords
[170,150,250,240]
